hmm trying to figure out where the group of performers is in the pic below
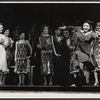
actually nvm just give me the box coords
[0,20,100,87]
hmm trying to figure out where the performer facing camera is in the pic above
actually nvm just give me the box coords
[71,20,97,85]
[14,32,32,85]
[37,24,61,85]
[0,23,10,85]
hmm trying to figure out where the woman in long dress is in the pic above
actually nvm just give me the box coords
[0,23,9,85]
[37,24,60,85]
[53,27,70,87]
[15,32,32,85]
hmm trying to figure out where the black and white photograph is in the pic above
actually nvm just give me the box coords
[1,3,100,95]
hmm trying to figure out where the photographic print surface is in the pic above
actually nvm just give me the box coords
[0,3,100,93]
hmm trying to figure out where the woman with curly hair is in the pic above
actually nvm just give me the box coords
[0,23,9,85]
[37,24,61,85]
[73,20,96,85]
[15,32,32,85]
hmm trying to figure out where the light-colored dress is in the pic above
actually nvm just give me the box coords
[0,34,8,72]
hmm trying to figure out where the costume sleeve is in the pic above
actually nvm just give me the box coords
[0,34,4,44]
[76,30,85,41]
[92,31,97,39]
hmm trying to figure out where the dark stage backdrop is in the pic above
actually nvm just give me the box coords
[0,3,100,38]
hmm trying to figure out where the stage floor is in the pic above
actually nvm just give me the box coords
[0,85,99,92]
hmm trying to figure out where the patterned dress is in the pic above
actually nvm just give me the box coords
[94,31,100,68]
[15,40,30,73]
[40,35,54,75]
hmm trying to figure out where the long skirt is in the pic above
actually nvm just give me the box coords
[41,53,54,75]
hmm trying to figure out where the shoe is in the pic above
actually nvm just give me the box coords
[86,83,91,86]
[44,82,47,86]
[71,84,76,87]
[93,82,99,86]
[49,82,53,85]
